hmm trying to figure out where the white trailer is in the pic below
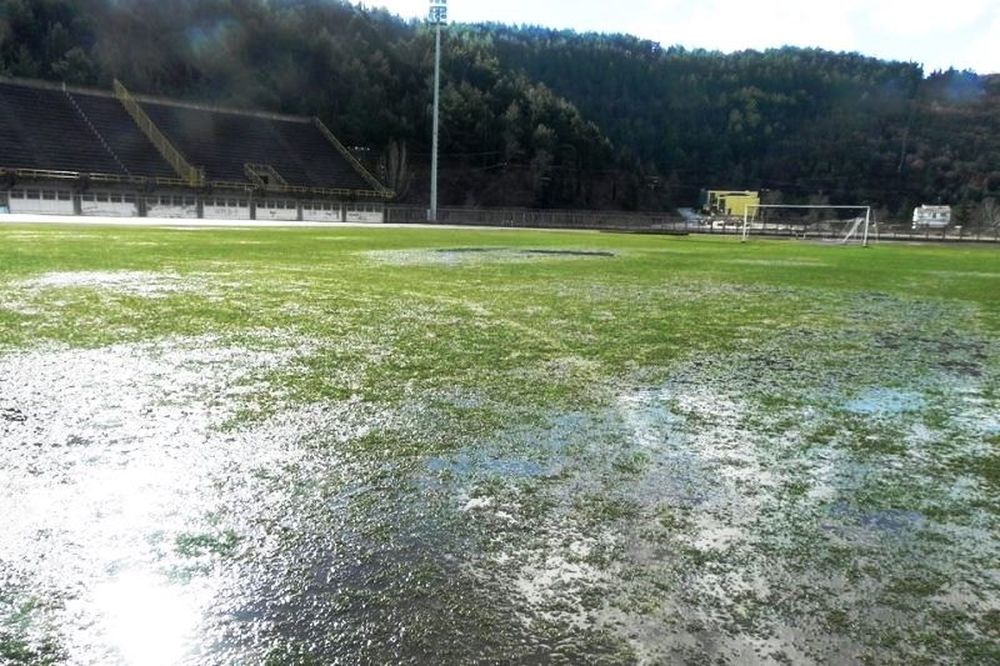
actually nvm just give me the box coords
[912,205,951,229]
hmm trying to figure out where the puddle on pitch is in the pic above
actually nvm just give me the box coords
[0,337,382,663]
[1,290,998,663]
[844,387,925,415]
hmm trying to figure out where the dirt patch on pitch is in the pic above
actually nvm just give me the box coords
[365,247,616,266]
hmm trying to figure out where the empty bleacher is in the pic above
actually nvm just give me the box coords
[0,81,128,175]
[139,100,373,191]
[0,76,387,208]
[0,87,36,170]
[270,120,371,191]
[68,91,177,179]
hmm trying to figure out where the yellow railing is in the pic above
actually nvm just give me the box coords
[312,118,394,199]
[0,167,386,201]
[0,167,186,187]
[244,163,288,189]
[113,79,204,187]
[211,178,384,199]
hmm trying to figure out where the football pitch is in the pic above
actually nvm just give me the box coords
[1,224,998,664]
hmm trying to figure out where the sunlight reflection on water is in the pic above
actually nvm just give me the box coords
[88,571,206,666]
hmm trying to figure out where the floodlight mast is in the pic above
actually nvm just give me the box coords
[428,0,448,222]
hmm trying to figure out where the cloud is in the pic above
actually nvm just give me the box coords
[640,1,859,53]
[865,0,994,36]
[956,12,1000,73]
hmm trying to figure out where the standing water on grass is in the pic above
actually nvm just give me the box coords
[1,244,999,664]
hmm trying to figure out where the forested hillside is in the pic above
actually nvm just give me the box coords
[486,27,1000,217]
[1,0,998,216]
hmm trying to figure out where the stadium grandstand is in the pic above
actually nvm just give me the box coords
[0,76,391,222]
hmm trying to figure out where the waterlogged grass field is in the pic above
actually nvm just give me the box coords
[1,224,998,664]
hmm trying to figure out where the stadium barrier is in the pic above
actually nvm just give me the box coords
[1,191,998,242]
[382,206,1000,241]
[384,205,683,230]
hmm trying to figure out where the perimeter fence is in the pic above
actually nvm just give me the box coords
[385,206,1000,243]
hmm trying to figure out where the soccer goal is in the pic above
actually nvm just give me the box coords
[741,204,873,246]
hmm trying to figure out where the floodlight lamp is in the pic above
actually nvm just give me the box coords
[429,0,448,24]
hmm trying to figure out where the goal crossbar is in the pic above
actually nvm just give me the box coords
[741,204,872,246]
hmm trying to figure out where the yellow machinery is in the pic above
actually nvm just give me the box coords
[702,190,760,217]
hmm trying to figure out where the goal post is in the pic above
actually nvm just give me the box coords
[741,204,873,246]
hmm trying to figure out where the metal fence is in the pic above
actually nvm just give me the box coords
[873,224,1000,243]
[385,206,1000,243]
[385,205,683,230]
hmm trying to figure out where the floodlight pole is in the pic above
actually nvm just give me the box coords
[429,1,447,222]
[430,23,440,222]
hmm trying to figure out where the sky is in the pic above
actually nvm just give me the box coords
[355,0,1000,74]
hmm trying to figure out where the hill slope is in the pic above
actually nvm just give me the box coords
[1,0,998,215]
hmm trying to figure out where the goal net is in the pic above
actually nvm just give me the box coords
[741,204,873,245]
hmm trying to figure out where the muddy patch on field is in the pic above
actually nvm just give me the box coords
[365,247,616,266]
[414,294,999,663]
[1,289,998,664]
[1,336,613,664]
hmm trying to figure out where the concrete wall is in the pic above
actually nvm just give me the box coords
[146,195,197,219]
[255,200,299,221]
[147,204,199,218]
[8,188,75,215]
[302,203,344,223]
[1,185,383,223]
[203,197,251,220]
[80,192,138,217]
[345,204,384,223]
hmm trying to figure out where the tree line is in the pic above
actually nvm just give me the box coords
[1,0,998,220]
